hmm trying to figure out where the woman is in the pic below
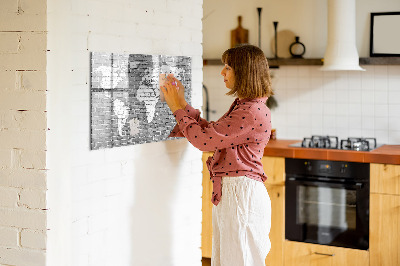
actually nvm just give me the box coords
[162,44,273,266]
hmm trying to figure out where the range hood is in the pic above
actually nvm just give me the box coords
[320,0,365,71]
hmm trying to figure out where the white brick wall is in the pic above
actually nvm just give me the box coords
[0,0,48,265]
[47,1,203,266]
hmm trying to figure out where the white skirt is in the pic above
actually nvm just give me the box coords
[212,176,271,266]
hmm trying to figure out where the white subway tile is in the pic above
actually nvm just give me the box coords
[388,117,400,131]
[374,77,388,91]
[361,90,375,104]
[389,104,400,117]
[375,104,389,117]
[374,90,388,104]
[388,131,400,143]
[388,91,400,104]
[374,130,389,144]
[374,65,388,77]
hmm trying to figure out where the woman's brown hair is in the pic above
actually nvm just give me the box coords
[221,44,273,99]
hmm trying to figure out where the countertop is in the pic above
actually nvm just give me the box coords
[263,139,400,165]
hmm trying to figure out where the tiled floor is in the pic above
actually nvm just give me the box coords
[202,257,211,266]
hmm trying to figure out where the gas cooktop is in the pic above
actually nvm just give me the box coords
[289,135,383,151]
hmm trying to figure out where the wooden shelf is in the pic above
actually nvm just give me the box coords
[203,58,323,67]
[359,57,400,65]
[203,57,400,67]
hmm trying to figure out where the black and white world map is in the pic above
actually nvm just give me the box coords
[90,52,191,150]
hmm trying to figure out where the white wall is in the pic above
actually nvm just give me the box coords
[203,0,400,145]
[0,0,48,265]
[203,0,400,58]
[47,0,203,266]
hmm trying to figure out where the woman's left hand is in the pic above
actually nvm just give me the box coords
[161,76,184,114]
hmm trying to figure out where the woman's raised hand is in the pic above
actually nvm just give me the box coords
[167,74,187,108]
[161,75,184,114]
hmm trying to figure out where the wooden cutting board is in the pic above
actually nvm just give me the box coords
[231,16,249,48]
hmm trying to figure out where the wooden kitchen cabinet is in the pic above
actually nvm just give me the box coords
[201,154,286,266]
[370,163,400,266]
[284,241,369,266]
[264,184,285,266]
[370,163,400,195]
[202,152,213,258]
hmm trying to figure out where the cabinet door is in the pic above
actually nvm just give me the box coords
[370,193,400,266]
[261,156,285,185]
[264,184,284,266]
[202,152,213,258]
[370,163,400,195]
[284,241,369,266]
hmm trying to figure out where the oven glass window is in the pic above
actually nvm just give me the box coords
[297,186,356,230]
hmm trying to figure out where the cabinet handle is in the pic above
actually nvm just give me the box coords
[314,252,335,257]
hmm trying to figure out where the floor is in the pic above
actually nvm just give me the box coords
[202,257,211,266]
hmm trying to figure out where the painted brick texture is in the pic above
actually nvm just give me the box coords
[46,0,203,266]
[0,0,47,265]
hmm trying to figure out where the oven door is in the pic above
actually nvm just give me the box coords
[285,177,369,250]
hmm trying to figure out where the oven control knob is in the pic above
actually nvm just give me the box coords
[304,161,312,171]
[340,164,347,174]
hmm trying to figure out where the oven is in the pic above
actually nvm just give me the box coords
[285,158,370,250]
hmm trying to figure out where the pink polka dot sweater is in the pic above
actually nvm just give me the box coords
[169,97,271,206]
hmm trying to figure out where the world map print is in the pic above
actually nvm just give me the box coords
[90,52,191,150]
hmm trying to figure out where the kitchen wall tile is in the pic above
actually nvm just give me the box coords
[298,77,311,89]
[388,91,400,104]
[310,66,323,77]
[336,90,349,103]
[387,65,400,76]
[349,128,363,137]
[204,65,400,144]
[375,117,389,129]
[361,129,375,138]
[362,116,375,130]
[310,77,324,90]
[336,115,349,128]
[298,67,311,78]
[349,116,362,129]
[348,103,362,116]
[374,65,388,77]
[323,103,336,115]
[361,90,375,103]
[388,117,400,131]
[335,72,349,90]
[311,86,323,101]
[374,77,388,91]
[375,104,389,117]
[336,128,349,140]
[322,70,335,78]
[361,73,374,91]
[348,71,362,90]
[388,131,400,143]
[286,77,299,89]
[374,130,389,144]
[388,104,400,117]
[361,103,375,117]
[323,115,336,129]
[336,103,349,116]
[348,90,362,103]
[374,90,388,104]
[388,75,400,91]
[285,66,298,77]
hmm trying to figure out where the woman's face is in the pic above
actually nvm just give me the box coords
[220,64,235,89]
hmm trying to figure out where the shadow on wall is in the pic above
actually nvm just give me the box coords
[129,139,190,265]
